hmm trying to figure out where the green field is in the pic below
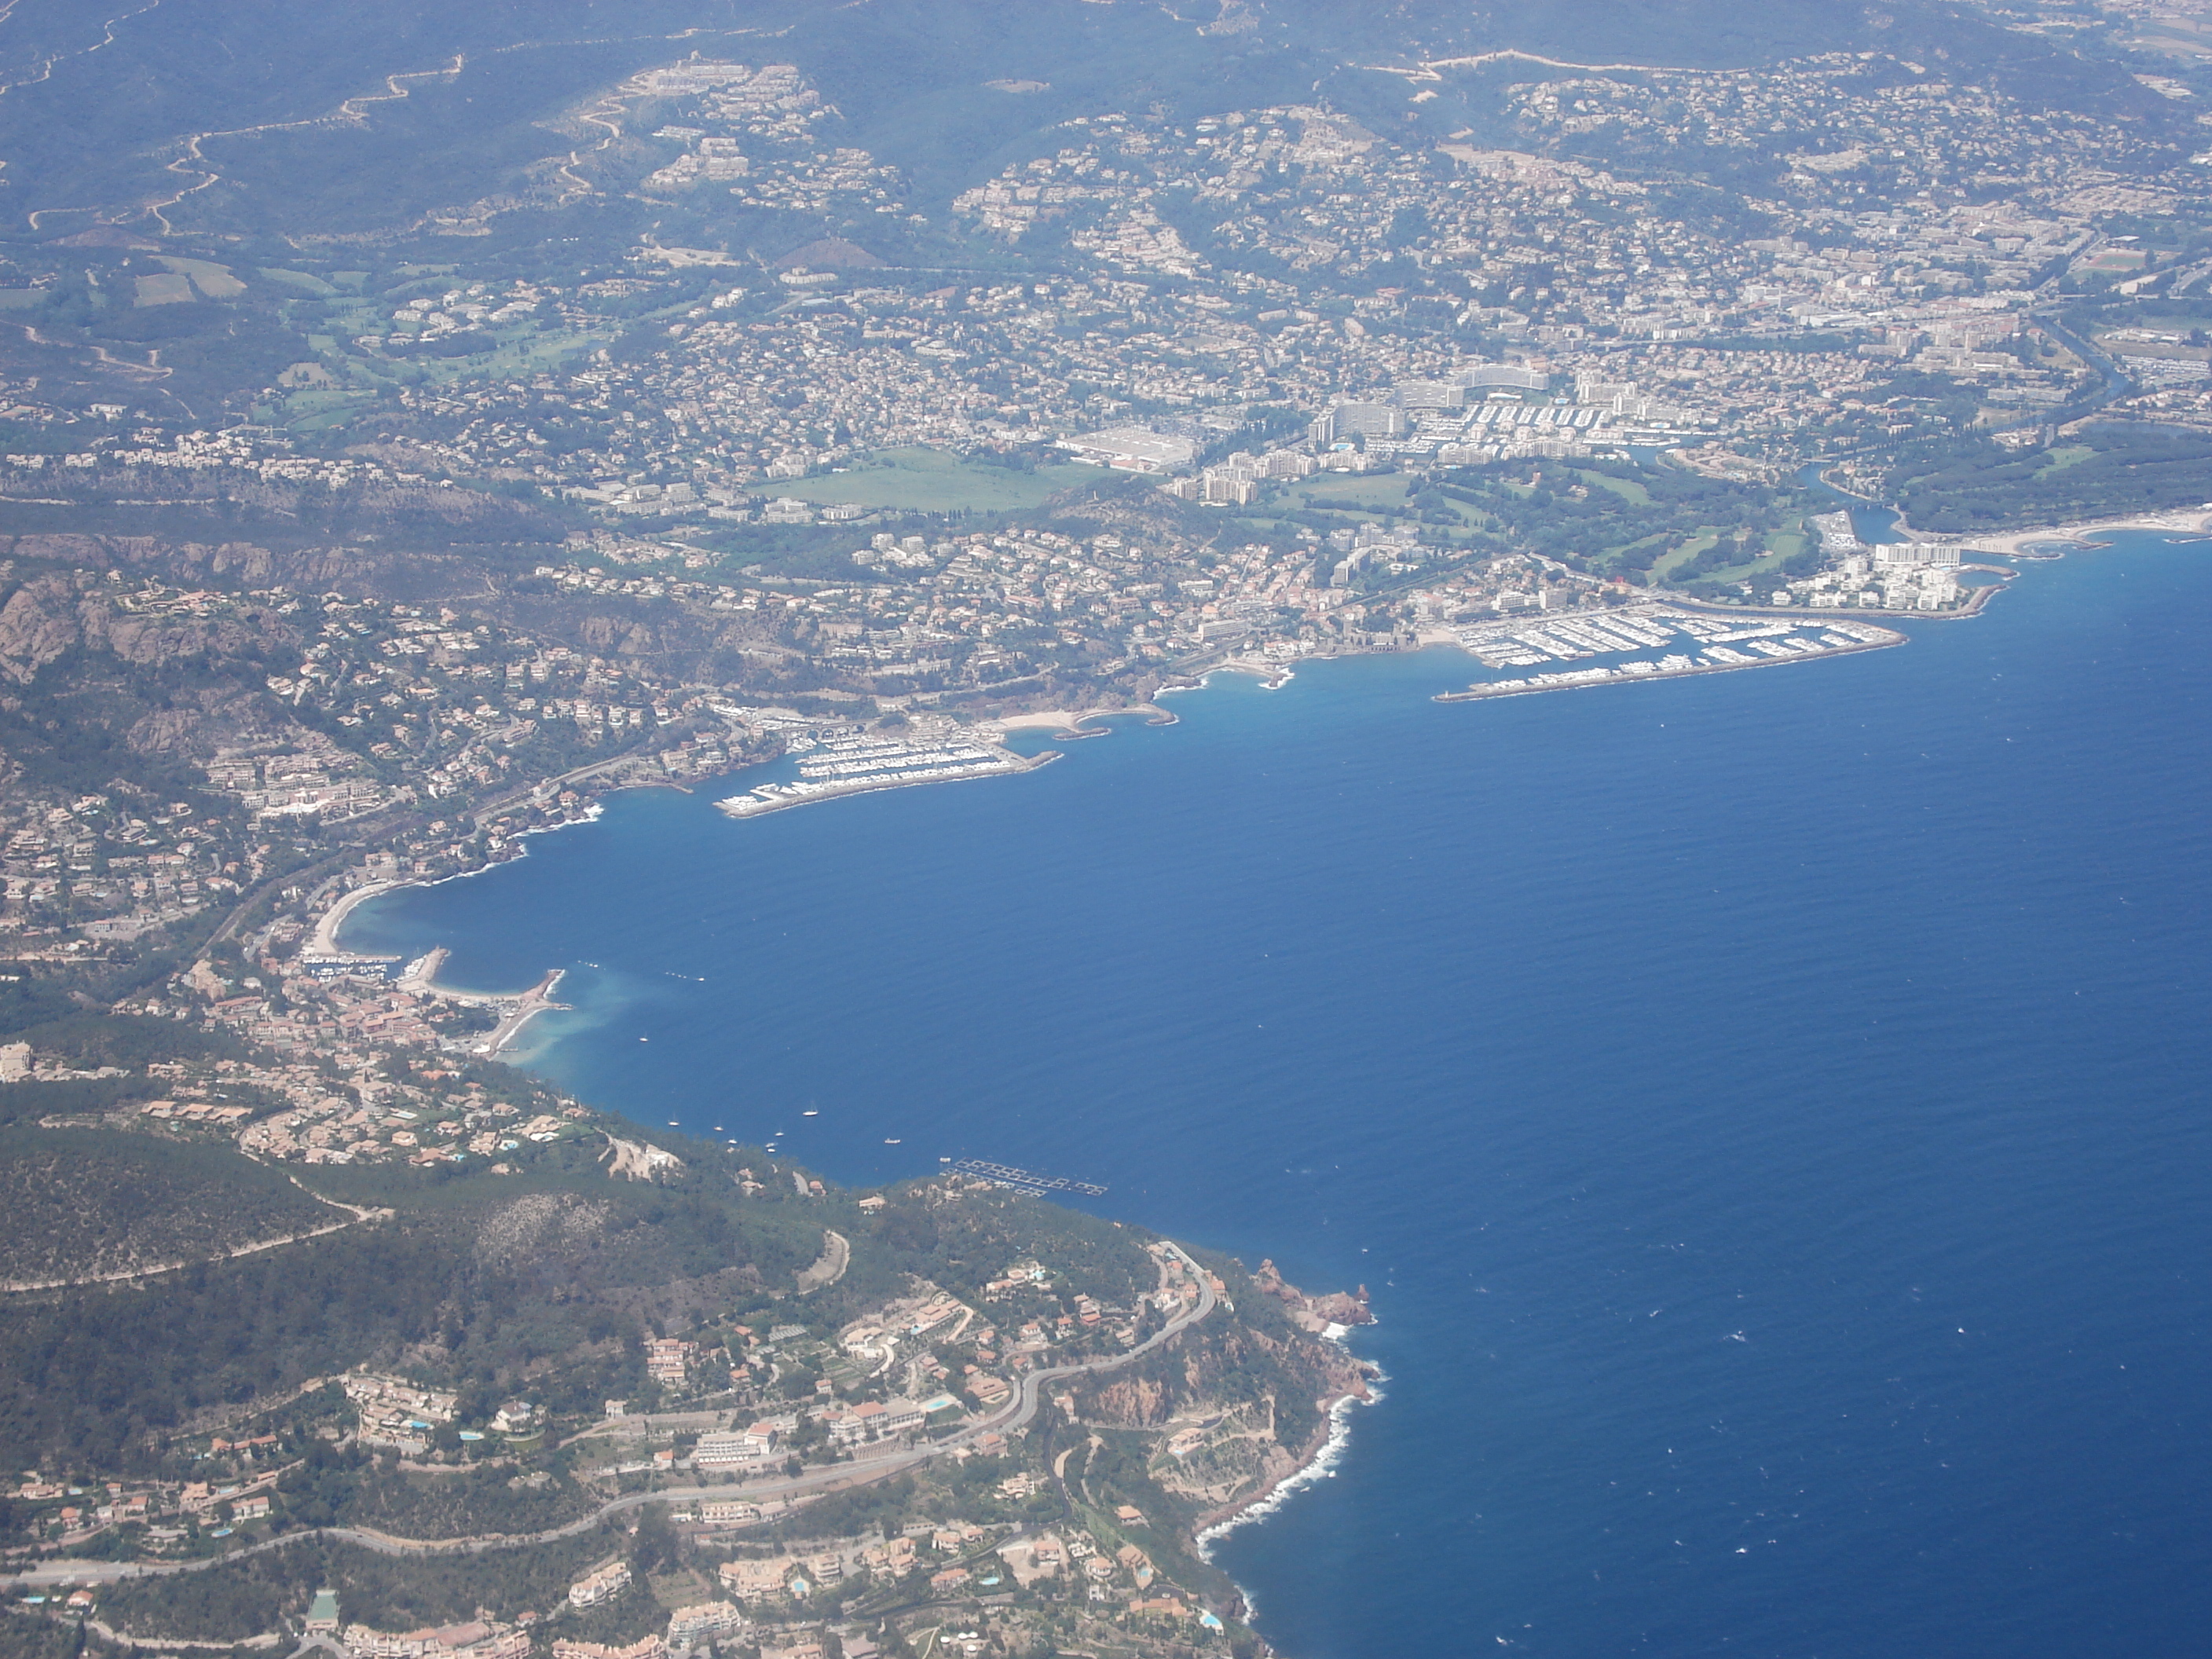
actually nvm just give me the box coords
[1698,547,1796,585]
[1576,468,1653,505]
[2036,444,2097,473]
[259,314,604,424]
[265,386,379,432]
[406,328,600,385]
[770,447,1110,511]
[1267,473,1491,530]
[158,256,246,298]
[259,267,339,295]
[1276,474,1414,514]
[1643,525,1800,588]
[1650,532,1719,584]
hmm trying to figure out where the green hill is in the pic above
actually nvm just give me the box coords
[0,1127,339,1290]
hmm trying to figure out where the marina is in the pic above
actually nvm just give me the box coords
[1437,606,1903,702]
[716,732,1051,819]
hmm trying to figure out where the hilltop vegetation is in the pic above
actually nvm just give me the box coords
[0,1112,1174,1477]
[0,1135,826,1473]
[0,1127,338,1287]
[1892,423,2212,532]
[0,1082,1366,1659]
[93,1529,632,1644]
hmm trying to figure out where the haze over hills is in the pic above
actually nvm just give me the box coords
[0,0,2173,243]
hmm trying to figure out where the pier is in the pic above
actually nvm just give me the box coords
[947,1158,1108,1197]
[1437,605,1904,702]
[477,969,569,1056]
[716,734,1050,819]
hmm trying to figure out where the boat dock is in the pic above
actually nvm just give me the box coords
[717,733,1049,819]
[1437,606,1904,702]
[947,1158,1108,1197]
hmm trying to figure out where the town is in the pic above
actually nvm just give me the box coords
[2,1123,1368,1659]
[1,5,2207,1657]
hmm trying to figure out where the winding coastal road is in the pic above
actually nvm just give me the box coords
[1,1248,1218,1589]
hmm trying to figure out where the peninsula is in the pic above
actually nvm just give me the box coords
[0,1089,1374,1659]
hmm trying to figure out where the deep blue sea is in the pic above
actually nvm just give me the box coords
[347,533,2212,1659]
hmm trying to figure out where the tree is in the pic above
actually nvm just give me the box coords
[629,1503,676,1577]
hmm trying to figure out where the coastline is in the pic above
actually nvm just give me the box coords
[1670,570,2011,623]
[310,803,608,961]
[303,511,2202,1049]
[1192,1328,1384,1612]
[308,880,397,955]
[317,503,2205,945]
[983,702,1177,738]
[1955,509,2212,559]
[196,514,2205,1645]
[474,968,570,1057]
[391,943,572,1054]
[1163,656,1304,691]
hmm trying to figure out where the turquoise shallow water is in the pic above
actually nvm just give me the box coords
[350,535,2212,1657]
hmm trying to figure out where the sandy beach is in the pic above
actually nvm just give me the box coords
[982,704,1174,738]
[1957,510,2212,559]
[395,944,569,1053]
[307,880,396,955]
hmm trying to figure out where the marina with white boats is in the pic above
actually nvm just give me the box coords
[1436,606,1905,702]
[708,606,1908,819]
[716,730,1049,819]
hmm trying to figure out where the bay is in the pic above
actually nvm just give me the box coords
[346,533,2212,1658]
